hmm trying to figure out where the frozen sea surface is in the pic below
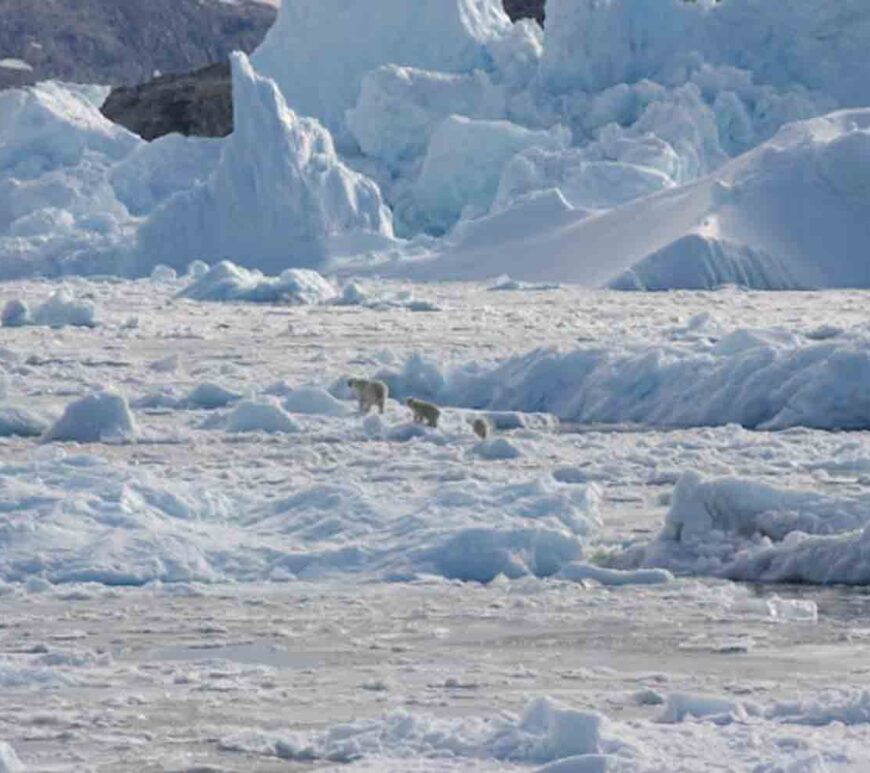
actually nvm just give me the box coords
[0,278,869,769]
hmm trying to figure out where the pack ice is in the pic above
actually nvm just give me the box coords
[0,0,869,287]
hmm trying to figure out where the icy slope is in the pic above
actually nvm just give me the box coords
[402,109,870,289]
[135,53,393,275]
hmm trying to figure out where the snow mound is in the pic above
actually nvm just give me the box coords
[185,382,242,410]
[137,53,392,276]
[626,472,870,584]
[43,390,136,443]
[221,696,622,765]
[3,290,96,328]
[380,328,870,430]
[224,399,301,434]
[471,438,522,460]
[252,0,512,141]
[0,452,230,585]
[32,290,96,328]
[179,261,337,305]
[279,387,352,417]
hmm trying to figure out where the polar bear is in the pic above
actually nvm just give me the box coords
[406,397,441,428]
[347,378,388,415]
[470,416,492,440]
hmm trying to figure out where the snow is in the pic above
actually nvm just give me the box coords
[0,59,32,73]
[278,386,353,417]
[223,398,301,434]
[221,696,620,764]
[178,260,338,304]
[42,390,136,443]
[3,1,870,768]
[377,324,870,430]
[3,290,96,328]
[625,471,870,584]
[184,382,241,410]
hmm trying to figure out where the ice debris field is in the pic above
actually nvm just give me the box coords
[2,0,870,770]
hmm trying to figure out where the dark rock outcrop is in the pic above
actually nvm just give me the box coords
[0,0,276,87]
[102,62,233,140]
[104,0,548,141]
[504,0,546,24]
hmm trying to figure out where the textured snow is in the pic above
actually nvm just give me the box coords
[379,325,870,430]
[178,260,337,304]
[626,471,870,584]
[0,279,868,770]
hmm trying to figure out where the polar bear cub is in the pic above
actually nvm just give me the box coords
[406,397,441,428]
[347,378,388,415]
[470,416,493,440]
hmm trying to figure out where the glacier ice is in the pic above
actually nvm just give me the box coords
[136,53,393,276]
[0,0,869,288]
[252,0,512,143]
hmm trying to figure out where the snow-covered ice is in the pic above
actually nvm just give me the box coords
[0,278,866,769]
[1,0,870,769]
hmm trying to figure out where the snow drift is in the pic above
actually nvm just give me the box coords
[379,325,870,431]
[400,109,870,289]
[626,471,870,585]
[43,390,137,443]
[0,442,600,586]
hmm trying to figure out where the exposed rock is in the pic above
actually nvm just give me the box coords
[504,0,546,24]
[102,62,233,140]
[0,0,276,87]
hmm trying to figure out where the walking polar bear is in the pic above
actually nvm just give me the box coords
[406,397,441,428]
[470,416,492,440]
[347,378,388,415]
